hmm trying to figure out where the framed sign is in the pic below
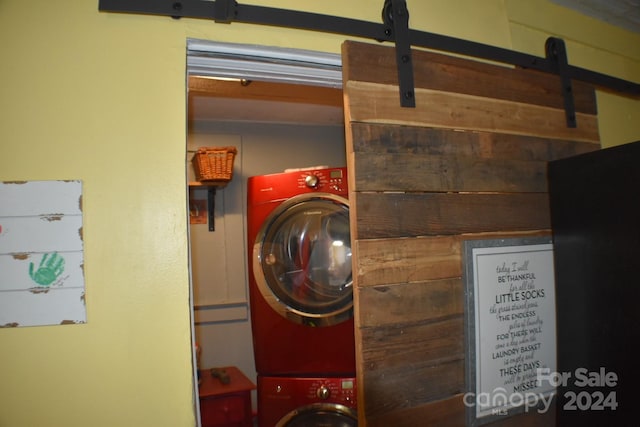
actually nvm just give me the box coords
[463,237,556,425]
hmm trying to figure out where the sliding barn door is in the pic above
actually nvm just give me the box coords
[341,40,600,427]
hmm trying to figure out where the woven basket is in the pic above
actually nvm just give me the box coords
[192,146,237,182]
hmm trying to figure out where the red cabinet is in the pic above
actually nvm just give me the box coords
[199,367,256,427]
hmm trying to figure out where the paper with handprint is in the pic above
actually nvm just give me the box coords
[0,180,85,327]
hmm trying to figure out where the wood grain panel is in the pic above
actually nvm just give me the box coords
[353,152,548,192]
[351,122,600,160]
[362,358,465,420]
[357,279,463,327]
[359,315,465,420]
[355,193,550,239]
[360,316,464,369]
[366,396,555,427]
[356,236,462,287]
[367,395,466,427]
[355,232,550,288]
[342,39,599,427]
[188,76,343,106]
[346,81,600,143]
[341,40,597,115]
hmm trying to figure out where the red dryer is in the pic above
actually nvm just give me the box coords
[257,375,357,427]
[247,167,355,377]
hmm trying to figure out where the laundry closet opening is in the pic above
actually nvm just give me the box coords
[186,40,350,425]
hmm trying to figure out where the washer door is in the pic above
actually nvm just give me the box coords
[275,403,357,427]
[253,193,352,327]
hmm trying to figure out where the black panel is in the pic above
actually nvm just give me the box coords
[548,141,640,426]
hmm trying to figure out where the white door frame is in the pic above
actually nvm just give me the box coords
[187,39,342,87]
[185,39,343,427]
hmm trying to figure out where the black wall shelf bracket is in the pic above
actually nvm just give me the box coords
[99,0,640,123]
[207,187,216,232]
[546,37,577,128]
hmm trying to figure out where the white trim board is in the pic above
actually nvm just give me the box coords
[186,39,343,88]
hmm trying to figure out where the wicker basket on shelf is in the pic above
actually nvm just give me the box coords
[192,146,237,182]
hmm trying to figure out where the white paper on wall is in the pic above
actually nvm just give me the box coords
[0,180,86,327]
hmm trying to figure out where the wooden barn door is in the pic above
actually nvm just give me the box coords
[341,40,600,427]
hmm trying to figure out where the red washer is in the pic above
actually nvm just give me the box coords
[257,375,357,427]
[247,167,355,376]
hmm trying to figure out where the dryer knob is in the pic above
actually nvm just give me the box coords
[305,174,320,189]
[316,385,331,400]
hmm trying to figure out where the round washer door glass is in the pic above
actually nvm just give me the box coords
[276,403,357,427]
[254,193,352,326]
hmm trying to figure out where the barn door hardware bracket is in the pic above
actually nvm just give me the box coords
[546,37,576,128]
[213,0,237,23]
[99,0,640,119]
[382,0,415,108]
[207,187,216,231]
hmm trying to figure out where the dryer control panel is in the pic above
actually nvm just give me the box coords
[260,375,357,409]
[298,168,346,193]
[248,167,348,204]
[306,378,356,406]
[259,375,357,427]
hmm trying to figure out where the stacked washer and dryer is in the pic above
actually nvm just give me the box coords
[247,167,357,427]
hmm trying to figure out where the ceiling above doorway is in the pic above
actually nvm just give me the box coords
[186,40,344,126]
[188,76,344,126]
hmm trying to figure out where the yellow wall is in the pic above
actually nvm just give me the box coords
[0,1,637,426]
[506,0,640,146]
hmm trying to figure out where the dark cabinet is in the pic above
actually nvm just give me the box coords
[548,141,640,426]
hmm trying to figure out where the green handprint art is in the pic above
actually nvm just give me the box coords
[29,252,65,287]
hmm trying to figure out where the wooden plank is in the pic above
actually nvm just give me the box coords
[360,316,464,368]
[477,131,599,159]
[188,76,343,107]
[355,232,550,287]
[368,397,554,427]
[354,193,550,239]
[363,366,555,427]
[342,40,597,115]
[356,236,462,286]
[350,122,600,160]
[345,81,600,143]
[357,279,463,327]
[367,395,466,427]
[353,152,548,193]
[362,358,465,420]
